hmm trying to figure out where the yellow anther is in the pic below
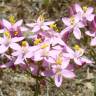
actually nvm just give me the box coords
[41,43,49,49]
[9,15,15,24]
[22,41,27,47]
[14,31,18,36]
[38,15,44,22]
[74,45,80,51]
[50,23,56,28]
[34,38,42,45]
[4,31,11,38]
[50,23,59,32]
[56,54,62,65]
[70,16,75,25]
[82,6,88,12]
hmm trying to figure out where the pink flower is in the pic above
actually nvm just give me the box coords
[31,40,51,61]
[61,14,84,39]
[2,19,28,37]
[0,31,24,54]
[26,15,54,33]
[11,41,33,65]
[64,45,92,65]
[52,64,75,87]
[85,30,96,46]
[85,17,96,46]
[75,4,94,21]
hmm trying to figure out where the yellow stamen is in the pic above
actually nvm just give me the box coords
[82,6,88,12]
[9,15,15,24]
[49,23,59,32]
[22,41,27,47]
[38,15,44,22]
[50,23,56,29]
[41,43,49,49]
[34,38,42,45]
[4,31,11,38]
[70,16,75,25]
[56,54,62,65]
[73,45,80,51]
[14,31,18,36]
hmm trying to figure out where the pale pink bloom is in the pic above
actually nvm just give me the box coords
[3,19,22,30]
[61,14,84,39]
[50,37,66,46]
[0,32,24,54]
[11,41,33,65]
[52,64,75,87]
[26,15,54,33]
[85,31,96,46]
[2,19,28,37]
[75,4,94,21]
[31,40,51,61]
[48,50,75,87]
[64,46,92,65]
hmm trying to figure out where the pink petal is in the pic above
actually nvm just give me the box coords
[0,61,13,68]
[46,57,55,63]
[10,43,21,50]
[55,74,62,87]
[62,69,75,78]
[86,14,95,21]
[50,37,65,46]
[90,37,96,46]
[85,31,95,37]
[41,25,50,30]
[75,4,83,14]
[2,19,12,29]
[26,23,36,27]
[34,50,43,61]
[13,19,23,28]
[0,45,8,53]
[20,26,28,32]
[73,27,81,39]
[61,58,70,68]
[14,55,24,65]
[0,29,5,33]
[81,57,93,64]
[62,17,70,26]
[44,21,54,25]
[11,37,24,42]
[32,25,40,32]
[74,14,81,23]
[60,27,71,37]
[86,7,94,15]
[74,58,82,65]
[77,22,85,28]
[24,52,33,59]
[12,51,20,56]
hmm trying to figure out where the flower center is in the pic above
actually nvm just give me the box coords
[22,41,28,47]
[9,15,15,24]
[14,31,19,36]
[70,16,75,25]
[49,23,59,32]
[56,54,62,65]
[74,45,80,51]
[82,6,88,12]
[41,43,49,49]
[4,31,11,38]
[34,38,42,45]
[74,45,84,55]
[38,15,44,23]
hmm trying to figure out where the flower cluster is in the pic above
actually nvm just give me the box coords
[0,4,95,87]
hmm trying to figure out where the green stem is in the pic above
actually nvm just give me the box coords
[34,78,40,96]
